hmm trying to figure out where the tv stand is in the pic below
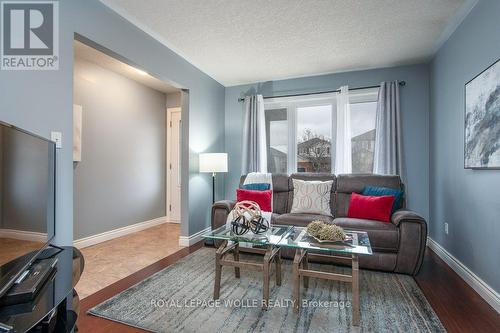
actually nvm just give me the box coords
[0,258,57,307]
[0,247,84,333]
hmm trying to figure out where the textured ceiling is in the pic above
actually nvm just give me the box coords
[100,0,471,86]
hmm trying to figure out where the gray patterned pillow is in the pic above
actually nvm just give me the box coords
[290,179,333,216]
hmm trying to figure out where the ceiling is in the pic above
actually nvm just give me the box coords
[74,40,179,94]
[100,0,474,86]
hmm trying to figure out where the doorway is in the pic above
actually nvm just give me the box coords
[72,36,188,299]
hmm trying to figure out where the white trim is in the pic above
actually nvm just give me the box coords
[0,229,46,242]
[73,216,168,249]
[179,226,211,247]
[427,237,500,314]
[166,107,182,223]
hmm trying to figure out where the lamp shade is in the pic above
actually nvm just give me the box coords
[199,153,228,173]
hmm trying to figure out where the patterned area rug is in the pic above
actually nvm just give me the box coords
[88,247,445,332]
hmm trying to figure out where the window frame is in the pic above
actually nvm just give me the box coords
[263,89,378,174]
[265,93,336,174]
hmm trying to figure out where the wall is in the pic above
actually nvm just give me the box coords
[166,92,181,108]
[225,64,430,219]
[73,58,167,239]
[430,0,500,293]
[0,0,225,244]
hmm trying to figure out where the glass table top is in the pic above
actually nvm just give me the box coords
[278,227,373,255]
[203,224,292,246]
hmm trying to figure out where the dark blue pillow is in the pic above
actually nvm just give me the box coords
[362,186,404,214]
[240,183,271,191]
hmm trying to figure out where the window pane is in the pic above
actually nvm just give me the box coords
[265,108,288,173]
[297,105,332,173]
[350,102,377,173]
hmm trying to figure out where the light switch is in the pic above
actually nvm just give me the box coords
[51,131,62,149]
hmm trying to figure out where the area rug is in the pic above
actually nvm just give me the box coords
[88,247,445,332]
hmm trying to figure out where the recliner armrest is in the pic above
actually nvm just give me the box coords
[211,200,236,230]
[391,209,425,227]
[391,209,427,275]
[213,200,236,212]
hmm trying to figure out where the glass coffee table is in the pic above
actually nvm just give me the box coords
[203,224,292,309]
[278,227,372,326]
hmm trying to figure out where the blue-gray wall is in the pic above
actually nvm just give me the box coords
[430,0,500,294]
[73,58,167,239]
[224,64,430,219]
[0,0,225,244]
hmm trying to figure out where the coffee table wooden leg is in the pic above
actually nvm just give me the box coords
[352,254,360,326]
[233,242,240,278]
[275,248,282,286]
[262,246,272,310]
[293,249,303,312]
[214,240,227,300]
[303,251,309,288]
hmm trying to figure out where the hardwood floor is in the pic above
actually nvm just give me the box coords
[78,245,500,333]
[414,248,500,332]
[76,223,182,298]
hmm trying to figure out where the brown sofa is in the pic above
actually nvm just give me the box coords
[212,173,427,276]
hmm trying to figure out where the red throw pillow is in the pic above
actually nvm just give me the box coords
[236,189,272,212]
[347,192,395,223]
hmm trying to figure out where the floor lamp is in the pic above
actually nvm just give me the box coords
[199,153,228,204]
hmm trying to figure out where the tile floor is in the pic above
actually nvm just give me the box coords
[75,223,182,299]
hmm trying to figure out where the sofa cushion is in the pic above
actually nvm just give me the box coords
[275,213,333,227]
[289,173,336,216]
[290,179,334,216]
[333,217,399,252]
[335,174,403,217]
[347,193,395,222]
[362,185,404,213]
[240,183,271,191]
[239,174,290,214]
[236,189,272,212]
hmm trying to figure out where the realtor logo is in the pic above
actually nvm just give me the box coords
[1,1,58,70]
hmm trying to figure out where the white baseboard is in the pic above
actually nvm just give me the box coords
[74,216,168,249]
[179,227,211,247]
[427,237,500,314]
[0,229,47,242]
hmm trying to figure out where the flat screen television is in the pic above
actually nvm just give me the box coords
[0,121,56,299]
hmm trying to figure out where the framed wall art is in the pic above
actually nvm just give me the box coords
[464,58,500,169]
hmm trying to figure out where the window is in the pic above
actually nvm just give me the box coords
[297,105,332,173]
[264,88,378,174]
[265,108,288,173]
[349,88,378,173]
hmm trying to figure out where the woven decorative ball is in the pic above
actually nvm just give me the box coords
[233,201,262,219]
[230,201,270,235]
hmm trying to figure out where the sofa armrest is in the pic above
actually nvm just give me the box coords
[391,209,428,275]
[211,200,236,230]
[391,209,426,227]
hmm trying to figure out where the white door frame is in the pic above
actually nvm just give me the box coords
[166,107,181,223]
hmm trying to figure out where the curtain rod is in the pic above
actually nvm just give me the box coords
[237,81,406,102]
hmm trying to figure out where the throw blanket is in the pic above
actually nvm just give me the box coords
[243,172,273,190]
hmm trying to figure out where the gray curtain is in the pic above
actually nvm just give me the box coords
[373,81,404,178]
[241,95,267,174]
